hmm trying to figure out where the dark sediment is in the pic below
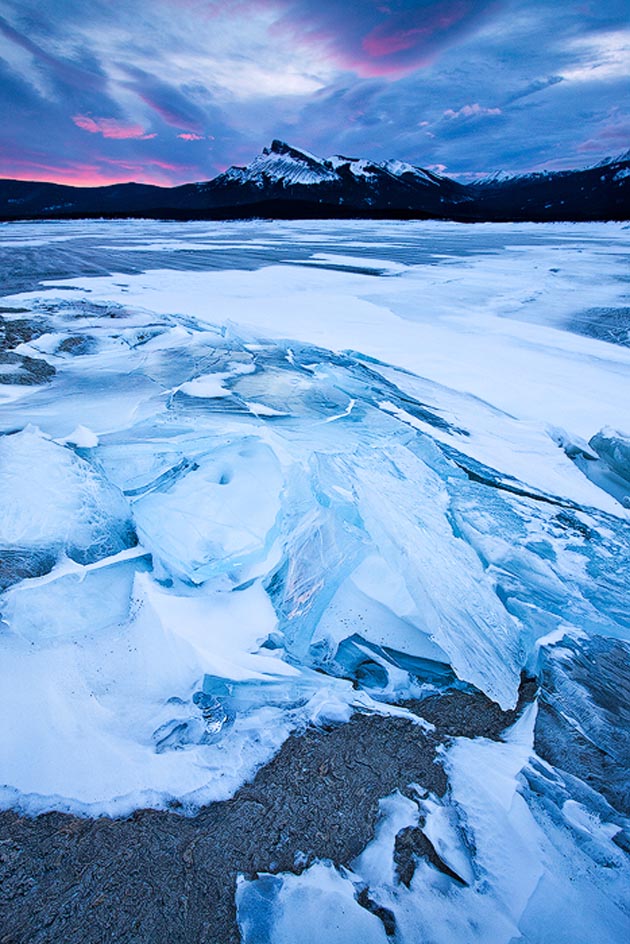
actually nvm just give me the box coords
[0,314,48,352]
[0,684,535,944]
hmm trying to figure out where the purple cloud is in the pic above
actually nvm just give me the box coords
[0,0,627,184]
[121,66,207,133]
[72,115,157,140]
[271,0,500,76]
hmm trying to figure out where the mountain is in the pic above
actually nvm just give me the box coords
[0,140,628,221]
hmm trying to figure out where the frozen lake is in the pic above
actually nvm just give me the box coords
[1,219,629,941]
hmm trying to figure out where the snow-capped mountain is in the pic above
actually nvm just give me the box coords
[213,140,441,190]
[194,139,467,216]
[0,140,627,221]
[220,140,339,188]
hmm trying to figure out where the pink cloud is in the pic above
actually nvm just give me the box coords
[271,1,497,78]
[443,103,502,119]
[363,26,431,58]
[72,115,157,140]
[0,158,162,187]
[0,152,199,187]
[178,132,205,141]
[577,120,630,153]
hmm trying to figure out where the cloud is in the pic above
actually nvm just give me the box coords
[0,13,108,95]
[443,103,502,119]
[577,116,630,154]
[560,29,630,83]
[0,153,184,187]
[0,0,628,184]
[120,66,208,132]
[72,115,156,139]
[271,0,500,77]
[505,75,564,104]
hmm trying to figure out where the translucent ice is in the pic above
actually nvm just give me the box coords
[131,438,283,583]
[0,427,135,572]
[267,444,522,709]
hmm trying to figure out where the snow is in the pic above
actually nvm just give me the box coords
[237,862,390,944]
[236,705,630,943]
[382,159,434,183]
[328,156,378,179]
[224,145,338,188]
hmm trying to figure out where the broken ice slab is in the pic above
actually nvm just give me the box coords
[267,444,523,710]
[574,426,630,507]
[199,668,354,717]
[590,427,630,483]
[154,668,356,754]
[0,426,136,566]
[0,547,57,591]
[131,437,283,583]
[535,633,630,815]
[322,634,455,691]
[2,556,142,641]
[153,693,235,753]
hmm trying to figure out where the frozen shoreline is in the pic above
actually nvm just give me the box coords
[1,220,629,942]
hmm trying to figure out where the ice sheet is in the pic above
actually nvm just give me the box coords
[1,220,629,824]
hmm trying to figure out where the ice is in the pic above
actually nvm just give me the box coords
[0,426,135,574]
[1,219,629,833]
[131,438,283,584]
[427,709,630,944]
[2,556,140,641]
[236,862,389,944]
[268,441,523,707]
[585,426,630,504]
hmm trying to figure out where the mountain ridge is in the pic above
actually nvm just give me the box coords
[1,140,628,221]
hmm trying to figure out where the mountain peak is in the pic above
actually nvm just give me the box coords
[264,140,324,167]
[267,139,293,156]
[221,140,338,188]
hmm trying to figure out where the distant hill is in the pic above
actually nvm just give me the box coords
[1,140,628,222]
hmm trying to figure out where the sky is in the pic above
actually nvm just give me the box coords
[0,0,628,186]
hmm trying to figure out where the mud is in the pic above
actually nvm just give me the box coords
[0,684,535,944]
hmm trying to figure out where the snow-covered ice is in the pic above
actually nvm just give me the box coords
[1,219,629,939]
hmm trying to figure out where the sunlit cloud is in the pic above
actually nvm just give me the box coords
[270,0,499,78]
[560,29,630,83]
[72,115,157,139]
[0,156,177,187]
